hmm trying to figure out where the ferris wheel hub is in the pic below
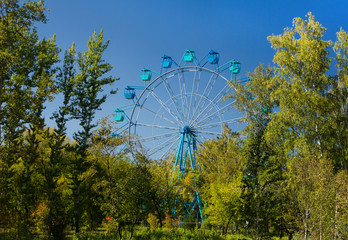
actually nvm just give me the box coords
[183,125,192,134]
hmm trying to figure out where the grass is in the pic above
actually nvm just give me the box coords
[0,227,276,240]
[59,226,252,240]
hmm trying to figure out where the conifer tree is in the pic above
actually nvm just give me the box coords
[69,30,118,233]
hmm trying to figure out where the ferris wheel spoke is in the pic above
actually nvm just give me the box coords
[148,136,178,158]
[157,138,179,160]
[190,73,218,123]
[177,69,190,122]
[140,105,178,126]
[195,130,223,136]
[202,72,219,102]
[194,102,236,127]
[194,104,234,128]
[140,131,179,142]
[195,136,211,147]
[161,76,186,123]
[177,69,186,122]
[135,123,179,131]
[196,136,207,143]
[190,83,232,125]
[182,70,191,123]
[147,133,180,156]
[190,73,214,119]
[191,69,202,121]
[195,117,242,130]
[195,136,207,144]
[195,135,219,163]
[188,69,200,122]
[149,90,184,125]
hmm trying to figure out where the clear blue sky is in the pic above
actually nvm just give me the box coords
[38,0,348,139]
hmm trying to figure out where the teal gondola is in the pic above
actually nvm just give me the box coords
[161,55,172,68]
[229,60,241,74]
[124,87,135,99]
[140,68,152,81]
[208,50,219,64]
[184,48,195,62]
[114,109,125,122]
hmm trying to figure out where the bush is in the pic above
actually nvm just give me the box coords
[147,213,159,230]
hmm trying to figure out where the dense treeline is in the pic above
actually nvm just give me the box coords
[0,1,347,240]
[199,13,347,239]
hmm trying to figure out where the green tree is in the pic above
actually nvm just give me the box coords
[0,1,59,236]
[266,13,347,239]
[231,65,285,239]
[37,44,77,239]
[88,117,128,235]
[333,170,348,240]
[69,30,118,233]
[89,118,180,237]
[266,12,332,158]
[331,29,348,170]
[147,158,180,229]
[198,127,244,235]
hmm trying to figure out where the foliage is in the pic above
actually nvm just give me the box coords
[230,64,286,239]
[198,127,244,235]
[147,213,159,231]
[0,4,346,240]
[0,0,59,237]
[266,12,347,240]
[67,29,118,234]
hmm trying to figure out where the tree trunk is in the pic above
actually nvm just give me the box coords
[256,196,259,240]
[334,201,338,240]
[304,202,309,240]
[118,223,123,240]
[288,232,293,240]
[319,210,322,240]
[128,231,133,240]
[279,215,283,240]
[224,216,232,235]
[128,220,136,240]
[152,196,163,228]
[74,184,80,233]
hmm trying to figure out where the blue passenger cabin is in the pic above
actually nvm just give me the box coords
[161,55,172,68]
[114,109,125,122]
[184,48,195,62]
[229,60,241,74]
[208,50,219,64]
[261,106,268,113]
[140,68,152,81]
[124,87,135,99]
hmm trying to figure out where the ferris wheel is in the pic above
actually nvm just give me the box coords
[114,49,244,221]
[114,49,243,158]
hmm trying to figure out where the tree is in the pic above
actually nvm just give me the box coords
[266,13,347,239]
[266,13,332,158]
[147,158,180,229]
[37,44,77,240]
[88,117,129,235]
[0,1,59,236]
[90,127,148,239]
[331,29,348,170]
[198,127,244,235]
[230,65,286,239]
[69,30,118,233]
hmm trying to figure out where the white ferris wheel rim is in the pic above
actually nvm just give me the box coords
[128,65,240,158]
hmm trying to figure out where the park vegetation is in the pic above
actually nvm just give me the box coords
[0,1,347,240]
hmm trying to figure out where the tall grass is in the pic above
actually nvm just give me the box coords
[0,227,252,240]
